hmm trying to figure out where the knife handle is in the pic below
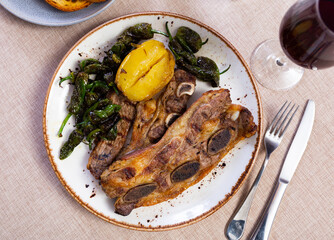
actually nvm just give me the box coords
[250,180,288,240]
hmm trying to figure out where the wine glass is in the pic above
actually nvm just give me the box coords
[250,0,334,90]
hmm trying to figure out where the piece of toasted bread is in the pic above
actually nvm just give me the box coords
[45,0,92,12]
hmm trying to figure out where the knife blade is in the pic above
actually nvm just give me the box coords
[250,99,315,240]
[279,99,315,183]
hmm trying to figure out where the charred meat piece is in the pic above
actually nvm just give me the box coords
[87,92,136,179]
[119,69,196,155]
[100,88,257,215]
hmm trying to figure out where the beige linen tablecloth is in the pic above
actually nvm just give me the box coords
[1,0,333,239]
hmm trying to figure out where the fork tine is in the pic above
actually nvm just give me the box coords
[279,105,299,137]
[271,102,291,134]
[268,101,287,132]
[275,103,296,135]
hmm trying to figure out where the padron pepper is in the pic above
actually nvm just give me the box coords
[115,39,175,101]
[58,72,89,137]
[84,63,109,74]
[169,38,197,65]
[175,26,208,53]
[178,57,231,87]
[79,58,100,71]
[67,72,89,115]
[99,112,121,133]
[59,129,84,160]
[192,56,221,87]
[89,103,121,124]
[165,22,230,87]
[84,92,99,107]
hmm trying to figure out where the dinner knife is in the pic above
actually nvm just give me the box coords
[250,99,315,240]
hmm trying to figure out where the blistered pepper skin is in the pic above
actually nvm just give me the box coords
[115,40,175,101]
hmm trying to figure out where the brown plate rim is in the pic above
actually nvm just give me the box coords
[43,11,263,231]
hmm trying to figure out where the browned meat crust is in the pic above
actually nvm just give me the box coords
[119,69,196,155]
[87,92,136,179]
[100,88,257,215]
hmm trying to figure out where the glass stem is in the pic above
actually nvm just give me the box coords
[276,58,286,67]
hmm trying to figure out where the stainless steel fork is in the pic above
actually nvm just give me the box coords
[226,102,298,240]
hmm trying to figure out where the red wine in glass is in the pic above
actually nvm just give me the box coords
[251,0,334,90]
[279,0,334,70]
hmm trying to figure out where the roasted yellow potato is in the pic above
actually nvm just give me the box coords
[115,40,175,101]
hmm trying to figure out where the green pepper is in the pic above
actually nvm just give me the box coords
[67,72,88,114]
[89,104,121,124]
[102,72,118,94]
[111,37,132,56]
[109,82,119,94]
[59,129,84,160]
[84,99,111,117]
[95,104,121,118]
[84,112,120,149]
[84,64,109,74]
[103,72,115,87]
[106,125,118,141]
[81,121,95,136]
[58,72,89,137]
[103,72,114,84]
[126,23,167,40]
[196,56,220,87]
[67,87,80,114]
[111,53,122,64]
[176,57,220,87]
[102,51,121,71]
[169,39,197,65]
[57,112,72,137]
[80,58,100,71]
[175,26,208,53]
[165,22,197,65]
[59,72,76,87]
[165,22,231,87]
[84,92,99,107]
[86,81,109,92]
[220,64,231,75]
[179,58,231,87]
[77,98,111,126]
[86,128,101,150]
[99,112,121,133]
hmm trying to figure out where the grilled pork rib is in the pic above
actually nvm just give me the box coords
[120,69,196,155]
[87,70,195,179]
[100,88,257,215]
[87,92,136,179]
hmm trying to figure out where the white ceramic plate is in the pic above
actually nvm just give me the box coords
[43,12,263,231]
[0,0,114,26]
